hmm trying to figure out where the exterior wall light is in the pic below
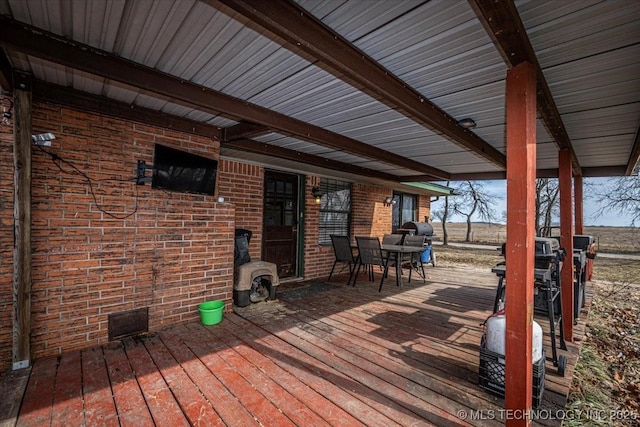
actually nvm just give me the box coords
[311,186,322,204]
[31,132,56,146]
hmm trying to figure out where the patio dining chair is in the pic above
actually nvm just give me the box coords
[382,233,404,245]
[382,233,404,271]
[328,235,356,284]
[354,236,391,292]
[401,234,427,283]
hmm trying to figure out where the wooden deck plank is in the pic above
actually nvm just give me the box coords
[169,323,298,427]
[141,334,225,427]
[158,325,261,427]
[224,314,406,427]
[270,282,500,424]
[15,356,56,426]
[10,265,591,427]
[279,311,501,427]
[81,345,119,426]
[50,351,84,427]
[180,323,333,427]
[294,288,567,414]
[253,328,469,427]
[123,337,191,427]
[192,322,367,427]
[360,271,578,394]
[285,301,502,409]
[102,341,155,427]
[284,270,576,425]
[0,367,30,427]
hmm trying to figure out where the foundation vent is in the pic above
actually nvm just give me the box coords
[108,307,149,341]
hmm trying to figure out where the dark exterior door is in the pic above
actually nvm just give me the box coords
[263,171,299,278]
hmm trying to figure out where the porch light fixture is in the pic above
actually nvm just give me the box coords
[384,196,396,207]
[31,132,56,146]
[1,98,12,126]
[457,118,477,129]
[311,186,322,204]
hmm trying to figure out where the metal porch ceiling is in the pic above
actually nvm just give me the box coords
[0,0,638,185]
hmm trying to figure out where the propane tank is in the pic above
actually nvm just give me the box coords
[486,313,543,363]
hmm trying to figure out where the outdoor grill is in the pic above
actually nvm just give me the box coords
[399,221,434,243]
[574,234,597,280]
[398,220,436,267]
[497,237,561,269]
[572,234,596,320]
[534,237,561,269]
[492,236,568,374]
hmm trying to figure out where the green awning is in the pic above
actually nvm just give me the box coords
[400,181,454,196]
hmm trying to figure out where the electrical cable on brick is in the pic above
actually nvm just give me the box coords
[34,142,139,220]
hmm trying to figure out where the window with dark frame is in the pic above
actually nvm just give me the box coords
[318,178,352,245]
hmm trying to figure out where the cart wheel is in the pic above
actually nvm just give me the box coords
[558,355,567,377]
[431,252,436,267]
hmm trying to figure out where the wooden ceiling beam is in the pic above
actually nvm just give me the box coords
[0,48,13,91]
[0,16,450,180]
[626,125,640,175]
[32,81,221,139]
[469,0,582,177]
[223,139,409,182]
[31,79,406,181]
[224,122,270,141]
[211,0,506,170]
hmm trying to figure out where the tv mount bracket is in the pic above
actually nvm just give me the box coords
[136,160,153,185]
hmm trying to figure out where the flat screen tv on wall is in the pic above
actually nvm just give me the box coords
[152,144,217,195]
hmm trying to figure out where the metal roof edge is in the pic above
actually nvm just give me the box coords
[400,181,454,196]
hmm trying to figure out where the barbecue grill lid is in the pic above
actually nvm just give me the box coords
[535,237,559,255]
[400,221,434,236]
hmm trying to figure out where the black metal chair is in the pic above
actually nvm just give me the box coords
[381,233,403,272]
[328,235,356,284]
[382,233,403,245]
[354,236,391,292]
[401,234,426,283]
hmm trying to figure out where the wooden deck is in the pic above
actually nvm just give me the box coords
[2,265,590,427]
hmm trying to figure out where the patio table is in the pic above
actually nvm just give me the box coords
[381,244,426,288]
[350,242,425,288]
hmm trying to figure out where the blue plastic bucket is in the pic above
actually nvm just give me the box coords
[420,246,432,263]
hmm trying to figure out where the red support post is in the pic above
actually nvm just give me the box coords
[559,149,574,341]
[575,175,584,235]
[505,61,536,426]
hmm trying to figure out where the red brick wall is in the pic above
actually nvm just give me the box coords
[217,160,264,259]
[0,103,235,376]
[302,176,334,279]
[417,194,432,224]
[352,184,394,239]
[0,100,433,377]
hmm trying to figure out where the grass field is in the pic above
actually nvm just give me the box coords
[432,222,640,254]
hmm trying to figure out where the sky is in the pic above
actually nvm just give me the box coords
[430,177,636,227]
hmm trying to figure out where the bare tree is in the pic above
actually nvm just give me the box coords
[451,181,500,242]
[590,174,640,226]
[536,178,559,236]
[432,181,452,245]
